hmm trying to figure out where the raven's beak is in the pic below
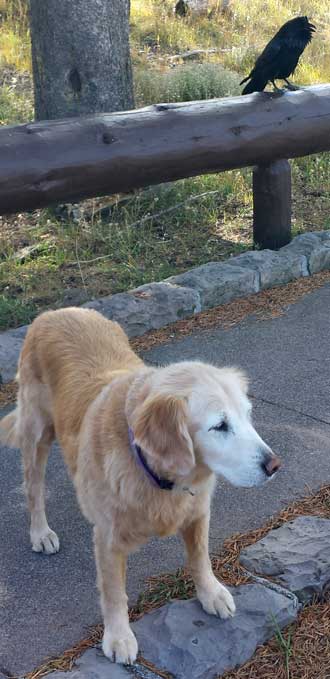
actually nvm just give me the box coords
[309,23,316,31]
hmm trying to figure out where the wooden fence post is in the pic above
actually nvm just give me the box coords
[253,159,291,249]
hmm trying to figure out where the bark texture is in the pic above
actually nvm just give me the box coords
[29,0,134,120]
[1,85,330,215]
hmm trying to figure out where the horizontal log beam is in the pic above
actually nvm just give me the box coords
[1,85,330,215]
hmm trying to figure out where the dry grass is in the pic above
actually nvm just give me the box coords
[131,0,330,83]
[223,602,330,679]
[0,379,17,406]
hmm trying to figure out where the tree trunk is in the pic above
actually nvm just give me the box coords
[29,0,134,121]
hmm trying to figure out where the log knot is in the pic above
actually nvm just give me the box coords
[155,104,170,112]
[68,68,82,93]
[102,132,117,145]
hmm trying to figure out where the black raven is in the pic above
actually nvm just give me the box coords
[240,16,316,95]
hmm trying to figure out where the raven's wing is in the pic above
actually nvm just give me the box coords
[240,36,285,93]
[240,37,283,91]
[248,35,283,80]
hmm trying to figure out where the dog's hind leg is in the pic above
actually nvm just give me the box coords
[23,430,59,555]
[19,387,59,555]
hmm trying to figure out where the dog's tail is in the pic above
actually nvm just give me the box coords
[0,409,20,448]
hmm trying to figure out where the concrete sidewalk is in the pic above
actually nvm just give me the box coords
[1,282,330,677]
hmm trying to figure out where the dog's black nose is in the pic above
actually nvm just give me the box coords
[261,453,281,477]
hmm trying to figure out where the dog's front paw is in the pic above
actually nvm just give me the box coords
[31,528,60,555]
[102,626,138,665]
[197,580,236,619]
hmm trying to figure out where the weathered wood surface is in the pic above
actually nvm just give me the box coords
[1,85,330,215]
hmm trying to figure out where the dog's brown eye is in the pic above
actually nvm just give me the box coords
[210,421,229,433]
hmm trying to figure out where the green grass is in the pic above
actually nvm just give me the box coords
[0,83,33,124]
[0,0,330,330]
[272,616,293,679]
[0,173,252,329]
[0,0,30,72]
[0,294,37,329]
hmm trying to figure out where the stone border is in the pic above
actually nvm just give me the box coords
[44,515,330,679]
[1,230,330,383]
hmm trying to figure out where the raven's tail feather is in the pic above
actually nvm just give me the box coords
[241,77,268,95]
[239,75,250,86]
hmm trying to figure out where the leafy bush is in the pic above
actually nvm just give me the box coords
[135,62,241,106]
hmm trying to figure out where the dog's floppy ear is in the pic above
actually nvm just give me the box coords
[132,394,195,476]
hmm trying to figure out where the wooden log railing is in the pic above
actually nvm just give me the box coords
[1,84,330,248]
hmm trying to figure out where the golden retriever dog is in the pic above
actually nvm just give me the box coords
[0,307,280,665]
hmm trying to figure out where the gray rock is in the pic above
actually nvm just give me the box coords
[309,244,330,274]
[240,516,330,603]
[0,282,199,384]
[0,324,27,383]
[280,232,322,257]
[132,585,299,679]
[84,282,201,338]
[229,249,308,288]
[318,231,330,243]
[280,232,330,275]
[166,262,259,310]
[75,649,130,678]
[2,229,330,385]
[61,288,90,307]
[48,647,159,678]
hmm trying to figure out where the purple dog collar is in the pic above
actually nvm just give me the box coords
[128,427,174,491]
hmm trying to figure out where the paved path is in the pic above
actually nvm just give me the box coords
[1,283,330,676]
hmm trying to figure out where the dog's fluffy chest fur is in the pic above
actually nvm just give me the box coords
[75,379,214,551]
